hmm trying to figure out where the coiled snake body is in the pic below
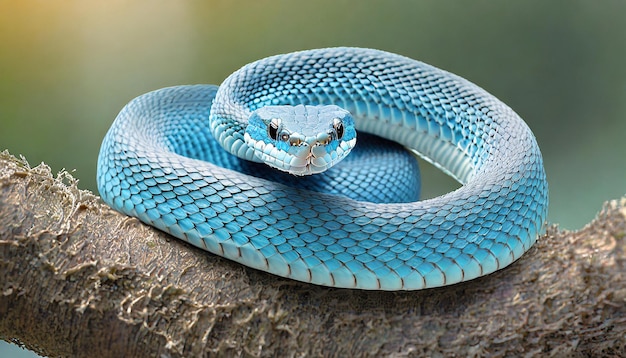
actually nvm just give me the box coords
[97,48,548,290]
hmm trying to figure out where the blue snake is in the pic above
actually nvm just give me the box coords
[97,47,548,290]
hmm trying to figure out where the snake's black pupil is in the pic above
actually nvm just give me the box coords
[334,119,344,140]
[268,120,279,140]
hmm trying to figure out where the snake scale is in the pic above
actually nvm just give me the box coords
[97,47,548,290]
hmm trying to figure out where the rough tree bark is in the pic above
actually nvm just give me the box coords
[0,150,624,357]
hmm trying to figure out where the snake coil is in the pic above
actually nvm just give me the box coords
[98,48,548,290]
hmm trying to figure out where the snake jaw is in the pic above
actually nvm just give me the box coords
[243,131,356,175]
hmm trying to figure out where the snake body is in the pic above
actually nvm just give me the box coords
[97,47,548,290]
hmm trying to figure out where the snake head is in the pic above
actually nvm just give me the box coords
[244,104,357,175]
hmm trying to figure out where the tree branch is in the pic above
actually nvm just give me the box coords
[0,150,624,357]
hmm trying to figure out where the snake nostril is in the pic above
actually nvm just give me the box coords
[317,133,331,146]
[288,134,306,146]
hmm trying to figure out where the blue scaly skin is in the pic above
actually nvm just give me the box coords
[98,47,548,290]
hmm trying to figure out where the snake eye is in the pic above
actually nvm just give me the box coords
[333,118,344,140]
[268,118,280,141]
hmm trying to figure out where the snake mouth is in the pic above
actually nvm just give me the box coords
[286,146,353,176]
[245,131,356,176]
[261,149,331,176]
[292,155,330,176]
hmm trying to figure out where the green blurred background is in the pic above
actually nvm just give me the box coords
[1,1,625,356]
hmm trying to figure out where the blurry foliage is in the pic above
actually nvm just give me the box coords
[0,1,624,228]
